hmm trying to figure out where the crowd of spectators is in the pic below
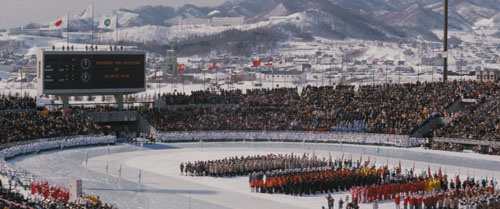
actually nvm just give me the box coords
[472,144,500,156]
[161,89,243,105]
[0,94,36,110]
[0,183,38,209]
[148,81,490,136]
[0,110,97,144]
[0,180,114,209]
[428,142,465,152]
[434,90,500,140]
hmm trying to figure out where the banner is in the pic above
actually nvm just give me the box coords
[74,4,92,19]
[98,15,117,29]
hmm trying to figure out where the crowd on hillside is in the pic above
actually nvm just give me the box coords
[0,94,36,110]
[148,81,495,137]
[0,110,97,144]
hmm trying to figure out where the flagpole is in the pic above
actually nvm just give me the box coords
[272,66,274,89]
[91,2,94,46]
[67,12,69,46]
[114,13,118,44]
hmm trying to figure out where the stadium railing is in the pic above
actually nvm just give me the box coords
[156,131,424,147]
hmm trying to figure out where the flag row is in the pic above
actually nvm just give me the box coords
[49,4,117,30]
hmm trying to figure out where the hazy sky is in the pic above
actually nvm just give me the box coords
[0,0,228,29]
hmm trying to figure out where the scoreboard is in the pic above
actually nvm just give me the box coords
[37,50,146,95]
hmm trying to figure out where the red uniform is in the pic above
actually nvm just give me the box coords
[416,197,423,208]
[383,185,390,200]
[394,196,401,205]
[409,197,416,207]
[376,185,382,200]
[403,196,409,207]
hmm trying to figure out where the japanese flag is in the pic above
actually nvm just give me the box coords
[49,16,67,30]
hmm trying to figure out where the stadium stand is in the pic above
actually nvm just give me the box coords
[148,81,494,136]
[0,94,36,110]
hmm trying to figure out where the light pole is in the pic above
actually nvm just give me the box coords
[443,0,449,82]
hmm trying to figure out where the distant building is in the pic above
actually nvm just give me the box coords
[164,50,178,77]
[421,57,442,66]
[455,60,468,73]
[7,28,62,37]
[262,69,307,84]
[269,16,295,23]
[476,68,500,82]
[293,58,309,65]
[210,17,244,27]
[182,18,210,26]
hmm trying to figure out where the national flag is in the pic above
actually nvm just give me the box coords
[98,15,117,29]
[208,62,217,70]
[279,60,283,65]
[365,156,370,167]
[74,4,92,19]
[428,165,431,177]
[177,64,184,71]
[253,59,261,67]
[398,160,402,174]
[49,16,67,30]
[438,167,443,179]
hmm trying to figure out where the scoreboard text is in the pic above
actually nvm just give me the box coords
[43,53,145,91]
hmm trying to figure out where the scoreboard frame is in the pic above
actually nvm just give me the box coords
[36,50,146,95]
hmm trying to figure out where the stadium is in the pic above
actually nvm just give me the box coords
[1,1,500,209]
[1,69,500,208]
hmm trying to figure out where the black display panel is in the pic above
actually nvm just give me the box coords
[43,53,145,90]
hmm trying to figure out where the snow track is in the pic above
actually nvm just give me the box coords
[10,142,500,209]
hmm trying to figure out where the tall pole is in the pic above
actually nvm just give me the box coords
[417,41,420,83]
[372,65,375,85]
[398,51,401,84]
[272,67,274,88]
[443,0,448,82]
[91,2,94,46]
[182,73,185,93]
[385,63,388,84]
[67,12,70,46]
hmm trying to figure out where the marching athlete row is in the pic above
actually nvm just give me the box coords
[181,153,329,177]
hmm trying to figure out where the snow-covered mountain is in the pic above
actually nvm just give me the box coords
[24,0,500,43]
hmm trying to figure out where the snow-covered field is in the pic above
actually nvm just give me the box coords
[9,142,500,209]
